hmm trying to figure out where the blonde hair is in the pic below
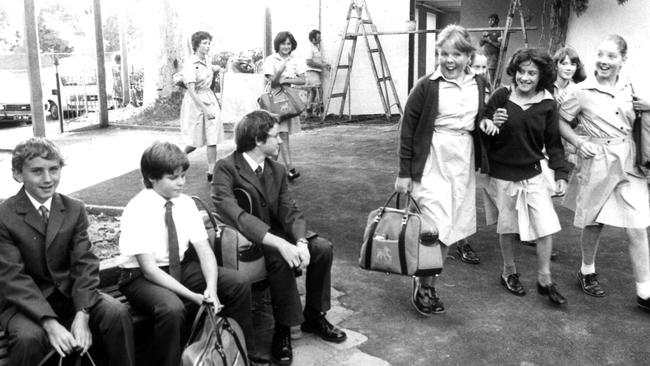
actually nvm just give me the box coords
[436,25,475,56]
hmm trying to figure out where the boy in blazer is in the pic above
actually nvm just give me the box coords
[0,138,135,366]
[212,110,346,366]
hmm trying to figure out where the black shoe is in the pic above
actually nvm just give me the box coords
[301,315,347,343]
[271,327,292,365]
[249,355,271,366]
[287,168,301,181]
[457,243,480,264]
[411,277,432,316]
[521,240,537,247]
[577,271,605,297]
[425,286,445,314]
[501,273,526,296]
[207,172,213,182]
[537,282,567,305]
[637,296,650,312]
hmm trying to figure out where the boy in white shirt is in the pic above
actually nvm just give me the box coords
[118,141,269,366]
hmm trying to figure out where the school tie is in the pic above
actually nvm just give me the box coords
[255,166,266,191]
[39,205,49,227]
[164,201,182,281]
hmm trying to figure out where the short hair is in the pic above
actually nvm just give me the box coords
[12,137,64,173]
[552,46,586,83]
[191,31,212,52]
[506,48,556,92]
[599,34,628,58]
[273,31,297,53]
[140,142,189,189]
[470,48,488,66]
[488,13,499,23]
[235,110,279,153]
[436,24,475,56]
[308,29,321,42]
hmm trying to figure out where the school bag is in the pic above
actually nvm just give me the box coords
[359,192,443,276]
[181,302,249,366]
[192,196,267,284]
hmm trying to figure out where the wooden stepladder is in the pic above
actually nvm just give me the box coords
[493,0,529,89]
[323,0,403,121]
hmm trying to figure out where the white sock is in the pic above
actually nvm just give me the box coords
[636,281,650,299]
[580,263,595,275]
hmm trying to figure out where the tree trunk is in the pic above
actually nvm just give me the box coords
[547,0,570,55]
[142,0,185,107]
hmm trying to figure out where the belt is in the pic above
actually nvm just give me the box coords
[434,126,472,136]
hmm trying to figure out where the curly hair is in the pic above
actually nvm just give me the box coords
[506,48,556,93]
[553,46,586,83]
[12,137,64,173]
[191,31,212,52]
[273,31,297,53]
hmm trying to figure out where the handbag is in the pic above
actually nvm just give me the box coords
[192,196,267,284]
[630,84,650,172]
[38,350,97,366]
[257,84,306,121]
[182,302,249,366]
[359,192,443,276]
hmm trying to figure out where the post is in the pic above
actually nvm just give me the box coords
[23,0,46,137]
[417,10,427,78]
[407,0,415,92]
[264,5,272,58]
[118,7,130,106]
[93,0,109,127]
[54,57,64,133]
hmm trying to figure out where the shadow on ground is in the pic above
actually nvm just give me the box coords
[71,123,650,366]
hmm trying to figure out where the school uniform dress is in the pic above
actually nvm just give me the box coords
[263,53,306,134]
[180,54,224,148]
[399,69,489,246]
[482,87,570,241]
[118,189,251,366]
[560,76,650,229]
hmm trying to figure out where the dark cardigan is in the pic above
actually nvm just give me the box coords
[398,73,489,181]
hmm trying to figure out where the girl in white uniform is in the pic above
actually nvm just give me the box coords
[559,34,650,312]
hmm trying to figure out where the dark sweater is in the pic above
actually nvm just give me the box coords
[482,87,569,182]
[398,73,490,181]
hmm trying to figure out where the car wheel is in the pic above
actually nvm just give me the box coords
[49,102,59,120]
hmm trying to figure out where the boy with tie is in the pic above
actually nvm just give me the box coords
[0,137,135,365]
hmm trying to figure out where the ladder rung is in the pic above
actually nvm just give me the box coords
[362,20,373,24]
[330,93,346,99]
[337,65,350,69]
[377,77,391,82]
[344,35,357,40]
[369,49,379,53]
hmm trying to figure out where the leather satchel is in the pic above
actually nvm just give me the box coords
[182,303,249,366]
[631,84,650,173]
[192,196,267,284]
[359,192,443,276]
[258,85,306,121]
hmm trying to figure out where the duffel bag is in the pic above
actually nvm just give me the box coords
[192,196,267,284]
[182,302,249,366]
[359,192,442,276]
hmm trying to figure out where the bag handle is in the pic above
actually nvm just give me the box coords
[201,303,251,366]
[38,350,97,366]
[191,196,226,266]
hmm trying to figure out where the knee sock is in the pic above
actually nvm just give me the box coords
[537,272,552,286]
[636,281,650,299]
[581,263,596,275]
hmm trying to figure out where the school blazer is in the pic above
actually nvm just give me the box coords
[211,152,307,244]
[0,188,101,325]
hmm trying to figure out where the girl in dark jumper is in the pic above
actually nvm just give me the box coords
[480,48,570,305]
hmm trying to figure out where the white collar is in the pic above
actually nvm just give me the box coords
[190,53,207,66]
[429,67,475,83]
[243,152,265,173]
[25,191,52,212]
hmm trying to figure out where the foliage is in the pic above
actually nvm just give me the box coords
[102,14,142,53]
[36,2,83,53]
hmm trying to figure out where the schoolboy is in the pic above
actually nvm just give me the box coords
[0,137,135,365]
[118,141,269,366]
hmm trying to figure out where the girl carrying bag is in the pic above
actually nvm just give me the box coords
[359,192,443,276]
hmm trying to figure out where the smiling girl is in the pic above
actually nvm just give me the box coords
[558,35,650,312]
[396,25,489,315]
[480,48,570,305]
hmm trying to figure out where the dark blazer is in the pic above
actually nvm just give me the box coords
[0,188,100,325]
[211,151,306,244]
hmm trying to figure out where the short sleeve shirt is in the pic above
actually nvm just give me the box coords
[119,189,208,268]
[429,68,479,131]
[559,75,635,138]
[305,44,323,72]
[263,53,306,80]
[182,54,215,91]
